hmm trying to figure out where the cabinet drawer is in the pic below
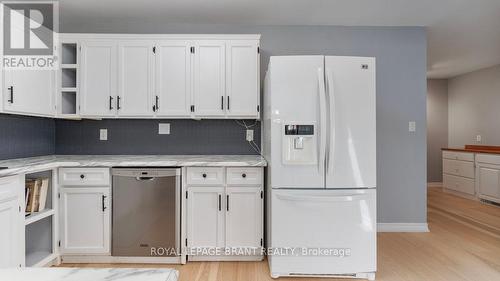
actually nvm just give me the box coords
[186,167,224,185]
[443,174,475,195]
[443,159,475,178]
[226,167,262,186]
[59,168,110,186]
[442,151,474,162]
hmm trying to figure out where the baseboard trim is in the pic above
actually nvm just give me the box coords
[377,223,429,232]
[427,182,443,187]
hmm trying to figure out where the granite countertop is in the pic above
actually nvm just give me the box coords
[442,145,500,155]
[0,267,179,281]
[0,155,267,177]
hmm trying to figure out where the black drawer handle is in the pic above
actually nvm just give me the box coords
[202,173,207,178]
[218,194,221,211]
[80,174,85,179]
[242,173,247,178]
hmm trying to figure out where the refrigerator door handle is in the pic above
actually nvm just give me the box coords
[325,68,335,175]
[317,68,327,176]
[276,193,369,202]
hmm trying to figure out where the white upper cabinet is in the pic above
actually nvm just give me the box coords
[193,40,226,117]
[155,40,192,117]
[117,41,155,117]
[80,41,117,117]
[3,69,55,117]
[226,40,260,118]
[51,34,261,120]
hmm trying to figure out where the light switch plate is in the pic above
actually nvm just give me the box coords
[100,129,108,141]
[246,130,254,142]
[408,121,416,132]
[476,135,482,142]
[159,123,170,135]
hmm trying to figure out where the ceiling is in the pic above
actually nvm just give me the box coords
[54,0,500,78]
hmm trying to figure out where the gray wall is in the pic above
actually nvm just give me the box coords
[427,80,448,182]
[55,119,260,155]
[0,114,55,160]
[448,64,500,147]
[59,24,428,224]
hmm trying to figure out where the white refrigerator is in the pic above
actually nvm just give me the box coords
[263,56,377,280]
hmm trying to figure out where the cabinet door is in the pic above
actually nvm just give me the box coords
[478,166,500,199]
[193,40,225,117]
[225,187,263,249]
[226,40,260,118]
[3,69,54,116]
[187,186,225,250]
[80,41,117,117]
[0,199,22,267]
[155,40,192,117]
[0,175,23,268]
[60,188,110,254]
[118,41,155,117]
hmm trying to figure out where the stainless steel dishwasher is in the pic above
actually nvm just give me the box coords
[111,168,181,257]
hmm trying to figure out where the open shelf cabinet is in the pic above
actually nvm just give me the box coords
[24,170,58,267]
[58,42,80,118]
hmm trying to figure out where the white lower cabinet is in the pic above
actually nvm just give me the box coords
[187,187,225,249]
[477,164,500,203]
[225,187,263,249]
[60,187,110,254]
[0,175,24,268]
[186,167,263,260]
[59,168,111,255]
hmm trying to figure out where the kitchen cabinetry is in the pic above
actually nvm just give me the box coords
[193,40,226,117]
[0,175,24,268]
[187,186,225,249]
[80,41,118,117]
[476,154,500,204]
[225,41,260,118]
[3,70,55,117]
[60,34,260,120]
[155,40,192,117]
[117,41,155,117]
[225,187,262,249]
[442,151,475,196]
[59,168,111,255]
[185,167,263,260]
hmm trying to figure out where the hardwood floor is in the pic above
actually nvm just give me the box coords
[59,187,500,281]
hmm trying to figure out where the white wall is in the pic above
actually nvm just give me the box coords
[448,64,500,147]
[427,79,448,182]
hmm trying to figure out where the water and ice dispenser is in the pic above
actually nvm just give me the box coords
[282,124,317,165]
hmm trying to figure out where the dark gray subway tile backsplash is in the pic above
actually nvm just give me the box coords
[0,113,55,160]
[55,119,261,155]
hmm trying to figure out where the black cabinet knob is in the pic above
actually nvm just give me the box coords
[80,174,85,179]
[202,173,207,178]
[242,173,247,178]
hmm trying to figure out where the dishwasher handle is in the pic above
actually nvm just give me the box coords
[135,176,156,181]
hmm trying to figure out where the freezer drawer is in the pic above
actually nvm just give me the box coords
[269,188,376,277]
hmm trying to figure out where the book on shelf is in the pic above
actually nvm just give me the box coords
[25,178,50,215]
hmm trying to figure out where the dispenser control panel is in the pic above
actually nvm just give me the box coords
[282,123,317,165]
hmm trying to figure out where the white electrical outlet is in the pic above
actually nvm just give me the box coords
[476,135,482,142]
[158,123,170,135]
[246,130,254,142]
[99,129,108,141]
[408,121,416,132]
